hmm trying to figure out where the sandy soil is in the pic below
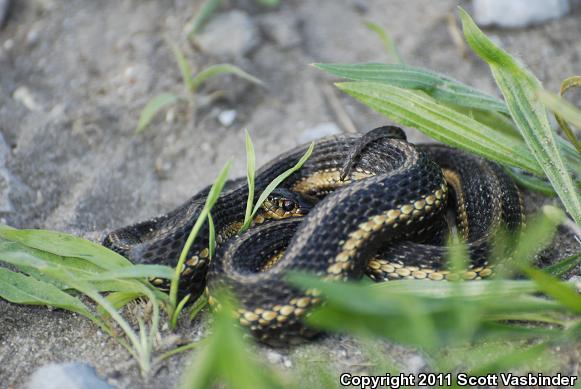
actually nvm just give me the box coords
[0,0,579,387]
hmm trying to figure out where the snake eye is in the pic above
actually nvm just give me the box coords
[282,200,296,212]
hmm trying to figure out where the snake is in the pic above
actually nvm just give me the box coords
[103,126,525,345]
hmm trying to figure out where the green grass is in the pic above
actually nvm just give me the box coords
[135,41,263,133]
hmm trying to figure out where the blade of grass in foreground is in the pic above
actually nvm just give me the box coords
[459,7,581,224]
[240,142,315,232]
[0,267,99,323]
[180,292,286,389]
[169,161,232,311]
[243,129,256,229]
[336,82,545,176]
[0,227,132,269]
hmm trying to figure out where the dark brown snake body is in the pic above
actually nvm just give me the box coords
[103,127,525,344]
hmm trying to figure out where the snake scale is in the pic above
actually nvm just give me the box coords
[103,126,525,344]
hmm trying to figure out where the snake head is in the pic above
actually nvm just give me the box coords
[260,188,313,220]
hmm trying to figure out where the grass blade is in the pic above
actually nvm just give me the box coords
[336,82,545,176]
[186,0,225,37]
[243,129,256,228]
[523,267,581,314]
[169,41,194,92]
[169,161,232,310]
[0,267,96,320]
[98,291,143,318]
[364,22,403,64]
[0,227,132,269]
[190,64,263,93]
[543,252,581,278]
[208,213,216,259]
[83,264,175,281]
[180,292,285,389]
[503,168,557,197]
[537,89,581,151]
[316,63,580,170]
[459,7,581,223]
[315,62,508,114]
[240,142,315,232]
[135,93,179,133]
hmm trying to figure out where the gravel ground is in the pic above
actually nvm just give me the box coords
[0,0,579,387]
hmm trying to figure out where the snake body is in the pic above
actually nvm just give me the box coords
[103,128,524,344]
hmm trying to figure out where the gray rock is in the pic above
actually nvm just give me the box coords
[473,0,570,28]
[195,10,260,58]
[217,109,237,127]
[259,13,301,49]
[298,122,341,143]
[26,363,115,389]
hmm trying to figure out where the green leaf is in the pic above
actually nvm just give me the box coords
[243,129,256,229]
[190,64,263,93]
[98,291,144,318]
[169,161,232,310]
[459,7,581,223]
[208,213,216,259]
[336,82,545,176]
[523,267,581,314]
[316,63,581,171]
[135,93,179,133]
[82,264,175,281]
[503,168,557,197]
[0,240,166,297]
[186,0,225,37]
[180,291,285,389]
[0,227,132,269]
[189,293,208,322]
[0,267,97,321]
[537,89,581,151]
[363,23,403,64]
[315,62,507,113]
[169,41,195,92]
[543,252,581,278]
[241,142,315,232]
[467,343,548,376]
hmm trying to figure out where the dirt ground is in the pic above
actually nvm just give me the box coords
[0,0,579,387]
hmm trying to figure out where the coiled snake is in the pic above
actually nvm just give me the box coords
[103,127,525,344]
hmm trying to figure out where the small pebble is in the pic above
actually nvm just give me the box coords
[26,28,40,47]
[403,355,426,374]
[13,86,43,111]
[26,363,114,389]
[218,109,237,127]
[3,38,14,51]
[473,0,570,28]
[266,350,283,364]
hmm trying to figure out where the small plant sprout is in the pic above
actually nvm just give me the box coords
[136,41,263,133]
